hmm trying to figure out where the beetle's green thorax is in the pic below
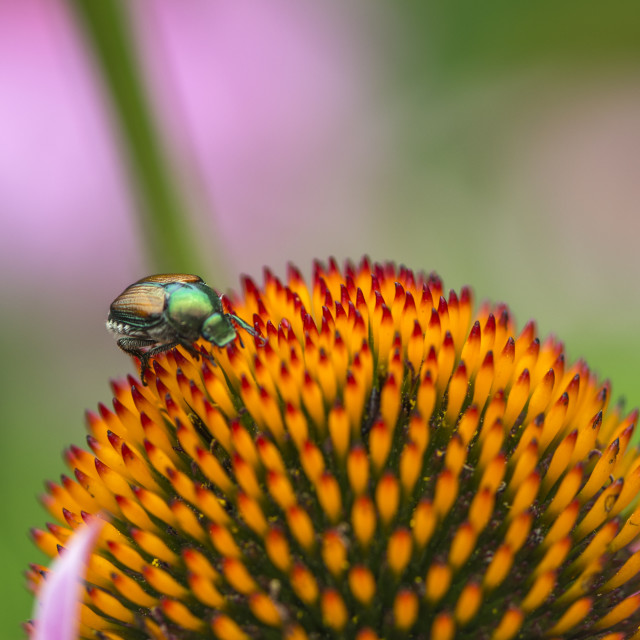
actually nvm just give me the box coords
[201,313,237,347]
[165,284,217,339]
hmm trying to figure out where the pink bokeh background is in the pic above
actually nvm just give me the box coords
[0,0,139,287]
[134,1,381,275]
[0,0,384,299]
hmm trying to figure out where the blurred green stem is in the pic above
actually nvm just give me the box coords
[70,0,204,274]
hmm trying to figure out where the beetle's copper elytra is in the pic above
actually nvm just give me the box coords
[107,274,264,384]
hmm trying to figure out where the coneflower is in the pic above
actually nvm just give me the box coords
[27,258,640,639]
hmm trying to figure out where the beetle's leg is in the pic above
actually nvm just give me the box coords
[227,314,268,346]
[116,337,156,356]
[194,344,217,366]
[177,341,202,361]
[117,338,180,385]
[140,342,185,384]
[143,342,181,360]
[116,337,156,384]
[138,354,150,385]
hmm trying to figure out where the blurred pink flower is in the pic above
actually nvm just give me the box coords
[32,518,104,640]
[131,0,381,275]
[0,0,140,293]
[1,0,380,295]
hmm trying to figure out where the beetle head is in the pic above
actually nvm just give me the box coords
[202,313,237,347]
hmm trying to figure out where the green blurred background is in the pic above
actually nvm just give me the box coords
[2,0,640,634]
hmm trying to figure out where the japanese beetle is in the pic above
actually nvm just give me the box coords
[107,274,263,383]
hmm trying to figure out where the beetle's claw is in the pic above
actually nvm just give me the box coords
[201,349,216,365]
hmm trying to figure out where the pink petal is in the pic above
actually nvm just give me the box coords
[33,518,105,640]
